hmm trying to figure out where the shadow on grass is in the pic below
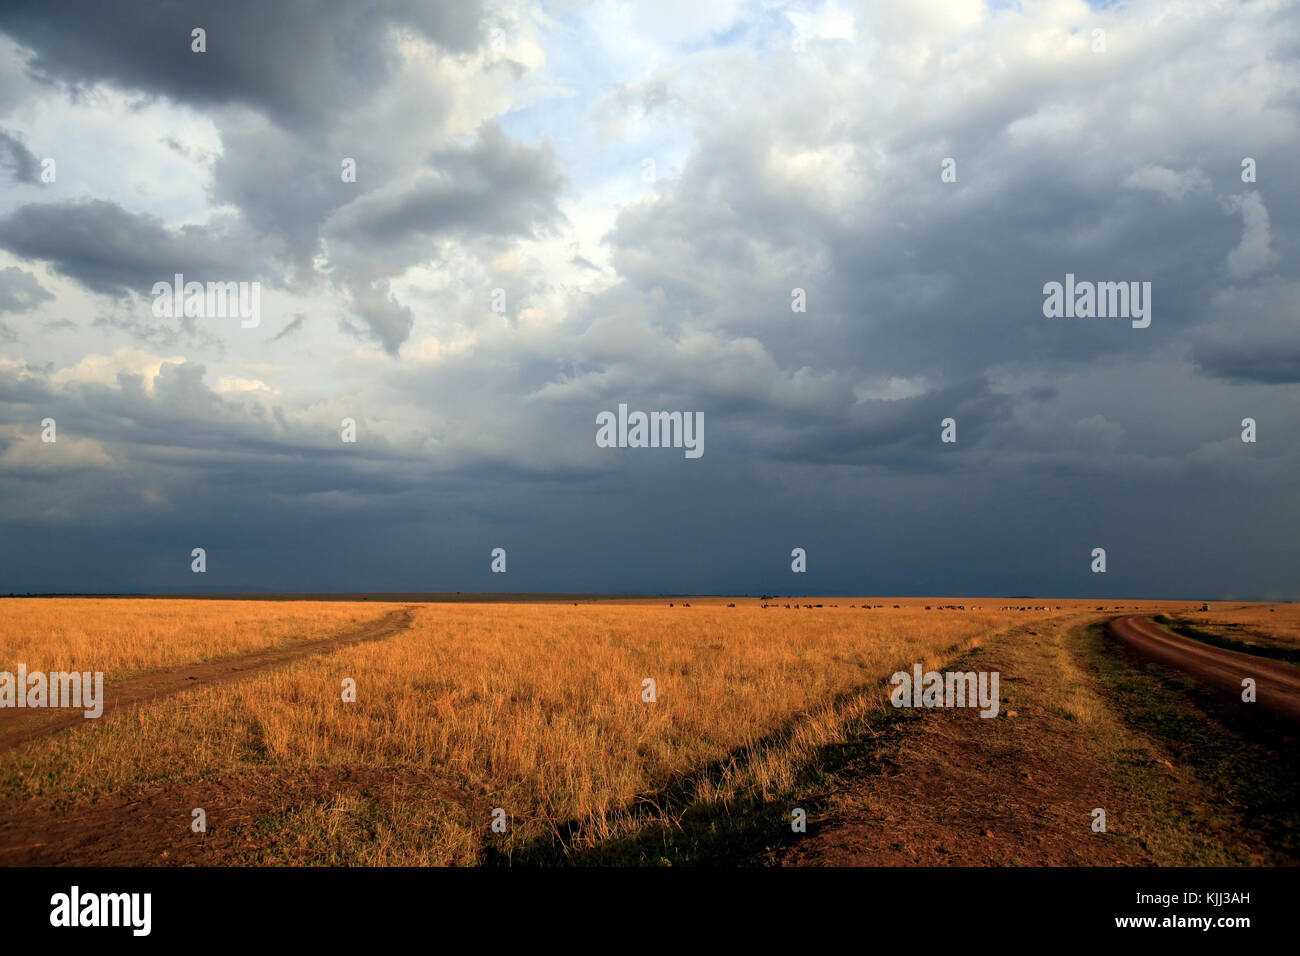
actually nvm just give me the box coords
[480,682,901,866]
[483,648,987,867]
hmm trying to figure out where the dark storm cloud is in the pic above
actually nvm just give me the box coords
[0,0,483,129]
[752,379,1013,469]
[603,128,1294,392]
[1193,334,1300,385]
[0,1,1297,600]
[0,359,404,491]
[0,358,611,601]
[1189,281,1300,384]
[0,0,562,354]
[0,199,279,297]
[1190,348,1300,385]
[324,124,565,274]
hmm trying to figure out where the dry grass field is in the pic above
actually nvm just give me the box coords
[0,599,405,674]
[1168,603,1300,655]
[0,597,1294,865]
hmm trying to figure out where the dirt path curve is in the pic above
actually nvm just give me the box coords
[1107,615,1300,724]
[0,606,417,754]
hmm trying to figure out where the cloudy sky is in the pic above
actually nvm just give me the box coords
[0,0,1296,598]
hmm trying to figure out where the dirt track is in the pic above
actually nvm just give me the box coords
[1107,615,1300,724]
[0,606,416,754]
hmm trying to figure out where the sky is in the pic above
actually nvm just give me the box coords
[0,0,1296,599]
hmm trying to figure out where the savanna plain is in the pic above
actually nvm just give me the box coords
[1,596,1296,866]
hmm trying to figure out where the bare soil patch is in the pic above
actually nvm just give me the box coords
[0,763,477,865]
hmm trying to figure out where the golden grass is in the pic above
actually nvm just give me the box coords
[0,598,404,675]
[0,596,1256,864]
[2,600,1110,863]
[1178,602,1300,648]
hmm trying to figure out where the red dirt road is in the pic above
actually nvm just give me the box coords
[1107,615,1300,724]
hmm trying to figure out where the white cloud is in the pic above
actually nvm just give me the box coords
[215,375,278,395]
[50,347,186,394]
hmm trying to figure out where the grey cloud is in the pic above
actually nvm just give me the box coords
[1195,348,1300,386]
[0,199,281,297]
[324,124,565,274]
[752,379,1014,470]
[599,62,1300,399]
[1190,281,1300,384]
[1193,328,1300,385]
[318,123,564,349]
[348,281,414,354]
[0,1,484,130]
[1,2,1298,599]
[0,128,39,183]
[3,3,562,359]
[0,266,52,313]
[270,313,307,342]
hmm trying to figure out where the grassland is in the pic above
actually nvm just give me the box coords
[0,598,405,675]
[1152,604,1300,664]
[1180,603,1300,648]
[0,596,1293,866]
